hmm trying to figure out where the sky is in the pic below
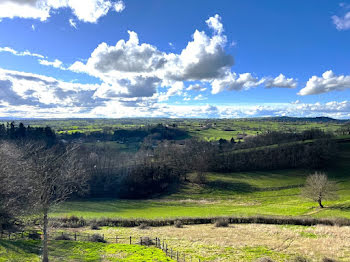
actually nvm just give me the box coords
[0,0,350,119]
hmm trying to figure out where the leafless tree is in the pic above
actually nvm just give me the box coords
[301,172,338,208]
[0,141,30,230]
[0,141,88,262]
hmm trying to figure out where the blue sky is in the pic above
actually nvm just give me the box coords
[0,0,350,118]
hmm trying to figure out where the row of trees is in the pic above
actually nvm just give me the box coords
[0,122,56,144]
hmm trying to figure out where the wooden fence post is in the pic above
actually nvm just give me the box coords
[8,233,10,240]
[74,232,77,241]
[115,235,118,243]
[129,236,132,244]
[177,251,179,261]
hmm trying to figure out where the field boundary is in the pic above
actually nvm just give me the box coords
[50,215,350,228]
[0,230,197,262]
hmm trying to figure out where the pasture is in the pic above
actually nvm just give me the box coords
[51,142,350,220]
[0,240,174,262]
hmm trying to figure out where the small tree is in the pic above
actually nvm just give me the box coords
[301,172,337,208]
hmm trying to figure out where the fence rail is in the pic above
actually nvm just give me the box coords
[0,230,201,262]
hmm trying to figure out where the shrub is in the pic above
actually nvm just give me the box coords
[138,223,148,229]
[291,256,309,262]
[140,236,154,246]
[174,220,183,228]
[90,220,100,230]
[90,234,106,243]
[322,258,337,262]
[214,218,229,227]
[28,231,41,240]
[54,233,71,241]
[256,258,275,262]
[191,172,207,184]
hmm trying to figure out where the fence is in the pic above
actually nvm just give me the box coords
[0,230,201,262]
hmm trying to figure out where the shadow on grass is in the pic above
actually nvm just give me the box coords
[327,203,350,211]
[0,240,41,255]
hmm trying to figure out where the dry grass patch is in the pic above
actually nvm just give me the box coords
[60,223,350,261]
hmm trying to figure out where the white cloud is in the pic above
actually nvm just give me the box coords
[211,72,264,94]
[0,68,104,110]
[193,94,207,101]
[0,0,125,23]
[69,18,77,29]
[332,12,350,30]
[0,69,349,119]
[39,59,64,69]
[206,14,224,35]
[264,74,297,88]
[0,46,45,58]
[114,0,125,12]
[299,70,350,95]
[67,14,296,99]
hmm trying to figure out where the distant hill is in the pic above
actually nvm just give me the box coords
[257,116,349,123]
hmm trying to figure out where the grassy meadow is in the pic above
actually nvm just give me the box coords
[0,240,174,262]
[51,142,350,220]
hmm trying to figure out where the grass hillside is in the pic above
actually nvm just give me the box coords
[51,142,350,220]
[0,240,174,262]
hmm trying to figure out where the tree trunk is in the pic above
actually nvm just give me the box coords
[318,199,324,208]
[42,208,49,262]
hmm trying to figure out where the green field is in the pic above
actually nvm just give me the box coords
[0,240,174,262]
[51,142,350,220]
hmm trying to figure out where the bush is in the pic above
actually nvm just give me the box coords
[138,223,148,229]
[256,258,275,262]
[28,231,41,240]
[322,258,337,262]
[54,233,71,241]
[90,220,100,230]
[140,236,155,246]
[90,234,106,243]
[191,172,207,184]
[291,256,309,262]
[214,218,229,227]
[174,220,183,228]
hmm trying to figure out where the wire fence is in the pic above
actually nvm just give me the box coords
[0,230,202,262]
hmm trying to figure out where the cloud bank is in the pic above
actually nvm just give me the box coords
[0,0,125,23]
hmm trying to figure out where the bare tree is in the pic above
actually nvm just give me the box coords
[0,141,88,262]
[0,141,29,230]
[301,172,338,208]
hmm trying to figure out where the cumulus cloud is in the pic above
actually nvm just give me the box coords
[0,68,105,110]
[0,69,349,119]
[68,14,292,99]
[264,74,297,88]
[114,0,125,12]
[211,72,264,94]
[193,94,207,101]
[299,70,350,95]
[39,59,64,69]
[0,46,45,58]
[332,12,350,30]
[0,0,125,23]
